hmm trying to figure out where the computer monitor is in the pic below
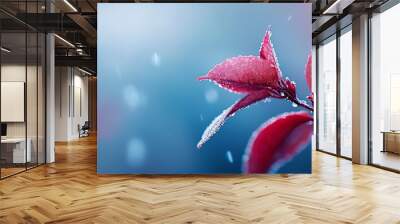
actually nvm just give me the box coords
[1,123,7,137]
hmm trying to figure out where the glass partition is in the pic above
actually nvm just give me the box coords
[1,31,28,177]
[0,1,46,179]
[317,35,337,154]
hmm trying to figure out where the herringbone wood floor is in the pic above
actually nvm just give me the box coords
[1,135,400,224]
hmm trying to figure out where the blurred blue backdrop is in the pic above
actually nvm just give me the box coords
[98,3,312,174]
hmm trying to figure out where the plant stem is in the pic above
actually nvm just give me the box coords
[290,96,314,112]
[281,88,313,112]
[278,78,314,112]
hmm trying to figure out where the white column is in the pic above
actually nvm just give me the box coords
[46,32,55,163]
[352,14,369,164]
[45,0,56,163]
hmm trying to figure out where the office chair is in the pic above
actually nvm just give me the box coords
[79,121,90,138]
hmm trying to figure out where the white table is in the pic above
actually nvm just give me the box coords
[1,138,31,163]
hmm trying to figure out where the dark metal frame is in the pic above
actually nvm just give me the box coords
[0,21,2,179]
[367,10,373,167]
[315,44,319,151]
[336,25,341,158]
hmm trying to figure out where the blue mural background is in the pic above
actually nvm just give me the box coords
[98,3,312,174]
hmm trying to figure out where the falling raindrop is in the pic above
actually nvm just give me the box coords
[126,138,147,166]
[151,52,161,67]
[226,150,234,163]
[200,114,204,121]
[288,15,292,21]
[123,85,146,110]
[205,89,219,104]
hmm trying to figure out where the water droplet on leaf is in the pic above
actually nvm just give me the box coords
[264,98,271,103]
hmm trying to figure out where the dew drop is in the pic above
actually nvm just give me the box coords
[292,103,298,108]
[263,98,271,103]
[280,92,285,97]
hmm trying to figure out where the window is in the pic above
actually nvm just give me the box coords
[370,3,400,171]
[339,27,352,158]
[317,35,337,154]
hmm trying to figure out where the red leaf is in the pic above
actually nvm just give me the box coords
[243,111,313,173]
[197,90,271,149]
[198,56,281,93]
[305,52,312,92]
[198,30,282,94]
[259,30,279,66]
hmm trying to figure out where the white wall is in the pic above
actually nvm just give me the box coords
[55,67,89,141]
[1,65,26,141]
[55,66,69,141]
[71,73,89,138]
[1,65,39,137]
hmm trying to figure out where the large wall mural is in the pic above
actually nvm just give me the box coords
[98,3,312,174]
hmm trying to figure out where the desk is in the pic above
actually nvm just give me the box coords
[382,131,400,154]
[1,138,31,163]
